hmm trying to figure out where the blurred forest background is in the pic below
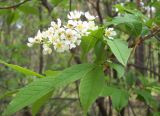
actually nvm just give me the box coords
[0,0,160,116]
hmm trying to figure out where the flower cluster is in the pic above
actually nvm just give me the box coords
[27,11,98,55]
[27,10,117,55]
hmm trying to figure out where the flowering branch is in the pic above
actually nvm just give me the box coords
[27,11,100,55]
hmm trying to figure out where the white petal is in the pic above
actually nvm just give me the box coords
[57,18,61,27]
[70,44,76,49]
[51,21,56,27]
[76,40,81,45]
[28,37,34,43]
[111,31,117,36]
[27,43,33,47]
[108,37,114,40]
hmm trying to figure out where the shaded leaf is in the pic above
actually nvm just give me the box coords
[111,89,129,111]
[18,4,38,15]
[0,90,18,100]
[79,66,105,114]
[94,40,106,63]
[136,89,157,108]
[31,91,53,116]
[109,63,125,78]
[111,14,142,36]
[101,85,129,111]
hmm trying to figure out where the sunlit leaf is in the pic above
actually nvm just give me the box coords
[0,60,44,78]
[107,39,132,66]
[3,63,95,116]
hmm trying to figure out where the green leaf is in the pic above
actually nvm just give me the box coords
[50,0,68,8]
[0,60,44,78]
[150,86,160,94]
[100,86,116,96]
[81,28,103,57]
[109,63,125,78]
[6,11,20,25]
[106,39,132,66]
[94,40,106,63]
[111,89,129,111]
[31,91,53,116]
[101,86,129,111]
[125,72,136,86]
[44,70,61,77]
[112,14,138,24]
[138,76,149,87]
[81,36,95,55]
[0,90,18,100]
[79,65,105,114]
[136,89,157,108]
[18,4,38,15]
[153,112,160,116]
[3,63,95,116]
[51,0,64,6]
[114,4,134,14]
[111,14,142,36]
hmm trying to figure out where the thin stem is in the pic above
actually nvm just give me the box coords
[0,0,31,9]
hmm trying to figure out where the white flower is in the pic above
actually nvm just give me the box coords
[34,30,43,43]
[85,12,97,21]
[76,40,81,46]
[28,37,35,43]
[75,21,88,35]
[27,30,43,47]
[64,29,79,49]
[43,47,52,55]
[53,40,69,52]
[27,43,33,47]
[45,27,54,38]
[42,30,52,40]
[27,10,101,54]
[43,44,52,55]
[67,11,83,20]
[65,29,77,40]
[69,43,76,49]
[66,20,77,29]
[105,28,116,40]
[51,19,61,30]
[88,21,98,31]
[76,21,84,30]
[49,33,59,43]
[57,27,65,36]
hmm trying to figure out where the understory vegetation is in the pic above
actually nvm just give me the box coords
[0,0,160,116]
